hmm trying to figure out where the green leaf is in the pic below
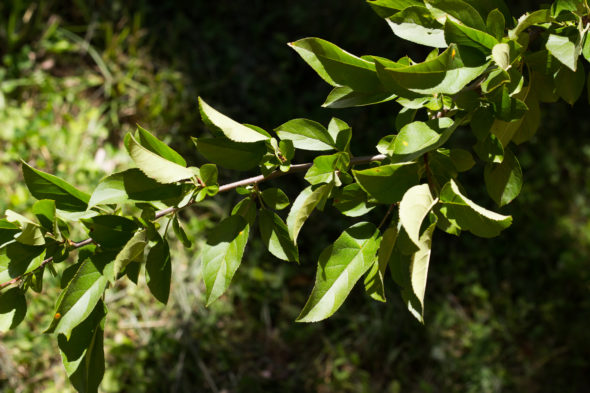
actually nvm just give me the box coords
[425,0,487,31]
[172,216,192,248]
[491,43,511,70]
[328,118,353,152]
[512,95,541,144]
[304,152,350,185]
[367,0,423,18]
[486,9,506,40]
[145,237,171,305]
[322,86,397,108]
[201,215,249,306]
[0,287,27,332]
[399,184,437,247]
[364,224,398,302]
[390,222,436,322]
[88,169,184,207]
[125,133,194,184]
[21,162,89,212]
[58,301,106,393]
[136,126,186,166]
[333,183,376,217]
[0,243,46,284]
[386,6,447,48]
[484,148,523,206]
[551,0,585,17]
[390,118,458,161]
[353,163,419,204]
[297,222,380,322]
[81,215,138,249]
[489,85,528,122]
[260,188,290,211]
[192,137,266,171]
[377,44,489,95]
[288,38,382,92]
[449,148,475,172]
[546,34,579,71]
[287,184,333,242]
[439,179,512,237]
[275,119,335,151]
[0,219,20,248]
[198,97,269,142]
[15,223,45,246]
[258,209,299,263]
[32,199,57,235]
[444,18,498,53]
[232,197,258,225]
[45,251,113,338]
[555,60,586,105]
[112,230,147,282]
[509,9,551,39]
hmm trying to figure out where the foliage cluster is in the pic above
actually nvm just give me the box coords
[2,1,590,392]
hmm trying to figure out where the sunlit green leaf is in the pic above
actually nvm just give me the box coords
[201,215,249,306]
[484,148,522,206]
[112,230,147,282]
[0,242,46,284]
[287,184,333,242]
[275,119,335,151]
[399,184,437,247]
[297,222,380,322]
[444,18,498,52]
[546,34,579,71]
[333,183,376,217]
[21,162,89,212]
[258,209,299,263]
[386,6,447,48]
[260,188,290,211]
[136,125,186,166]
[367,0,423,18]
[125,133,194,184]
[353,163,419,204]
[198,97,269,142]
[192,137,266,171]
[322,86,397,108]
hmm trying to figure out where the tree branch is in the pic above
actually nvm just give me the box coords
[1,154,387,289]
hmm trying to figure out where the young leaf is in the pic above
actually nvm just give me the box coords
[125,133,194,184]
[21,162,90,212]
[136,126,186,166]
[192,137,266,171]
[0,243,46,284]
[275,119,335,151]
[58,301,106,393]
[484,148,523,206]
[353,163,419,204]
[287,183,333,242]
[201,215,249,306]
[232,197,258,225]
[288,38,382,92]
[439,179,512,237]
[296,222,380,322]
[198,97,270,142]
[145,237,172,305]
[45,251,114,338]
[260,188,290,211]
[386,6,447,48]
[399,184,437,248]
[88,169,184,207]
[258,209,299,263]
[0,287,27,332]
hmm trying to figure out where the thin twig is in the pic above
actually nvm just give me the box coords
[0,154,386,289]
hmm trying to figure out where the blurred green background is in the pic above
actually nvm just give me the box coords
[0,1,589,392]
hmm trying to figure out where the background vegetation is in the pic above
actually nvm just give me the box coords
[0,1,589,392]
